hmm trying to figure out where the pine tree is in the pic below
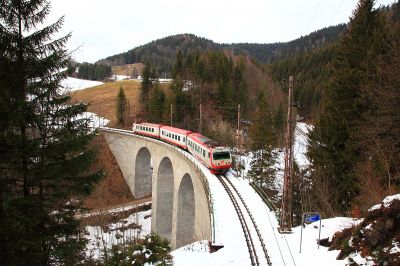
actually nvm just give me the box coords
[148,84,165,123]
[274,103,285,146]
[140,62,157,114]
[307,0,387,215]
[247,92,278,201]
[0,1,102,264]
[354,8,400,196]
[116,86,128,124]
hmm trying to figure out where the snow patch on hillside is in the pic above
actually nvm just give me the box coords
[369,193,400,211]
[61,77,103,91]
[77,112,109,128]
[85,209,151,259]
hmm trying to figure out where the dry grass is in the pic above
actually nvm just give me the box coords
[70,80,140,126]
[70,80,171,126]
[112,63,144,76]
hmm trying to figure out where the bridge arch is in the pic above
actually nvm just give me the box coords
[134,147,152,198]
[156,156,174,240]
[176,173,195,248]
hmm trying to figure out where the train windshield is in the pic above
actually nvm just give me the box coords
[212,152,230,160]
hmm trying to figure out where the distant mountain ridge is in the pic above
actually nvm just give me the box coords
[96,25,346,75]
[224,24,346,63]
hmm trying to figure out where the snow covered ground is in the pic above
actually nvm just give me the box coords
[61,77,103,91]
[78,112,109,128]
[112,74,131,81]
[173,172,357,266]
[85,207,152,259]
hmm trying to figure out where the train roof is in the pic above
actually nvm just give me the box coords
[160,126,192,135]
[188,133,224,148]
[135,122,163,127]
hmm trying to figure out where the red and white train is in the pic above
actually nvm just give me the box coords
[132,122,232,174]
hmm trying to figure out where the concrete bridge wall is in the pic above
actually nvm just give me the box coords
[101,129,211,248]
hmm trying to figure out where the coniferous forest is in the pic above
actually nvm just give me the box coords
[0,0,103,264]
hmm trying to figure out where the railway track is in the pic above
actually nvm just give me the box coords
[217,175,272,266]
[217,175,259,265]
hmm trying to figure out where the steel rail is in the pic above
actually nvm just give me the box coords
[224,176,272,265]
[217,175,259,266]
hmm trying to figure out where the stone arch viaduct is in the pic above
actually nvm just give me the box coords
[100,128,212,249]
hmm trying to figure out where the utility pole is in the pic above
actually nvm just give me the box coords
[170,104,173,126]
[199,103,202,133]
[236,104,241,150]
[280,75,295,233]
[236,104,241,175]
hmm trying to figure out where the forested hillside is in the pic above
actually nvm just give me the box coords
[269,43,337,120]
[98,34,219,76]
[269,1,400,121]
[304,0,400,217]
[96,25,345,78]
[135,50,286,147]
[225,24,345,64]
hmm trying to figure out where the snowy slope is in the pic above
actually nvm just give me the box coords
[172,171,356,265]
[61,77,103,91]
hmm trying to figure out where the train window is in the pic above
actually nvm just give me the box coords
[207,152,210,158]
[178,136,180,141]
[203,150,205,157]
[213,152,231,160]
[183,137,186,142]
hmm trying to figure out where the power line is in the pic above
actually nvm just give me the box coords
[330,0,345,25]
[307,0,323,32]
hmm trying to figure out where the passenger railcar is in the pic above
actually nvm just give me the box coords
[132,122,161,138]
[160,126,191,149]
[131,122,232,174]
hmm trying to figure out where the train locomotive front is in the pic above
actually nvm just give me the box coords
[187,133,232,174]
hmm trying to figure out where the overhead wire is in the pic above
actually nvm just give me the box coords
[330,0,345,25]
[307,0,323,33]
